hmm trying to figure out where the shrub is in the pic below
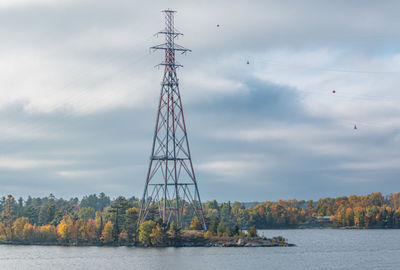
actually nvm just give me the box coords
[204,231,213,239]
[248,225,257,237]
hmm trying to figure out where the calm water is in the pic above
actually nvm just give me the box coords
[0,229,399,270]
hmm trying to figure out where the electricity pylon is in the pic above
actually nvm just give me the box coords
[138,10,206,230]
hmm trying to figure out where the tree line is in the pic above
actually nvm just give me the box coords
[223,192,400,229]
[0,192,399,246]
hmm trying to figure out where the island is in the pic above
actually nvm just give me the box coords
[136,220,292,247]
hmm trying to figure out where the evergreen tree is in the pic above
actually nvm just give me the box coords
[248,225,257,237]
[125,207,139,243]
[217,220,227,236]
[208,217,220,234]
[167,222,181,245]
[1,195,17,228]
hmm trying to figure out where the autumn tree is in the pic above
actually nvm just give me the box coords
[22,223,35,243]
[345,208,354,227]
[189,216,202,230]
[138,220,156,246]
[39,224,57,243]
[12,217,29,242]
[150,224,165,246]
[101,220,114,244]
[0,222,12,241]
[57,215,74,243]
[353,207,365,228]
[83,219,97,244]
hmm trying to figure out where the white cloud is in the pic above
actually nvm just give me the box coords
[183,71,245,100]
[0,157,72,169]
[58,169,105,178]
[338,159,400,170]
[198,160,259,177]
[0,0,67,9]
[0,121,50,140]
[0,49,159,115]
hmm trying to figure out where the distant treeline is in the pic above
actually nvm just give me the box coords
[0,192,399,246]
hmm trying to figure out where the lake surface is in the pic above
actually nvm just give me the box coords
[0,229,399,270]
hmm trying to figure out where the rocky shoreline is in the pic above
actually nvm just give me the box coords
[0,229,294,248]
[139,231,294,248]
[175,238,294,247]
[0,237,294,247]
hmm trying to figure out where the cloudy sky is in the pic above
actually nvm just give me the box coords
[0,0,399,201]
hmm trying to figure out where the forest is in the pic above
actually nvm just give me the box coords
[0,192,399,246]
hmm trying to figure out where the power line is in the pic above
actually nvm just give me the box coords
[253,58,400,74]
[0,36,155,144]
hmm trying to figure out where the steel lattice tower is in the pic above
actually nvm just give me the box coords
[138,10,206,230]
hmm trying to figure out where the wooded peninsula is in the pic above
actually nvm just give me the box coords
[0,192,398,246]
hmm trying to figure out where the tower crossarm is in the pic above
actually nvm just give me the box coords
[150,43,191,53]
[155,62,183,68]
[156,31,183,37]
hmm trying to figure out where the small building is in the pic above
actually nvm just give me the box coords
[312,216,332,224]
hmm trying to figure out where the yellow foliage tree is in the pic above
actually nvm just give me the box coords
[204,231,213,239]
[0,222,12,242]
[39,224,57,243]
[22,223,35,242]
[101,220,114,244]
[12,217,29,242]
[138,220,156,246]
[57,215,74,243]
[150,224,164,246]
[189,216,202,230]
